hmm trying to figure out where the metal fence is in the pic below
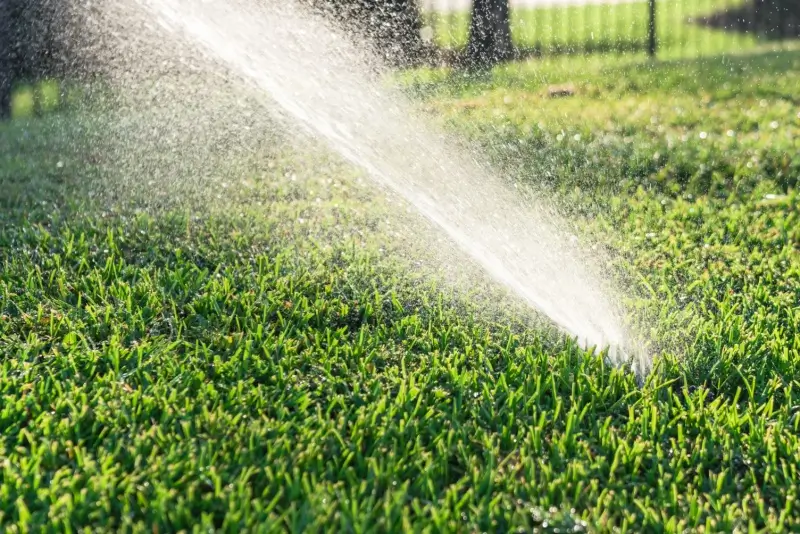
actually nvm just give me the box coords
[417,0,800,59]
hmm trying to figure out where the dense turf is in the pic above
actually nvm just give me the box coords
[2,49,800,532]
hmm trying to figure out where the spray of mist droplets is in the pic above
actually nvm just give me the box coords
[64,0,650,377]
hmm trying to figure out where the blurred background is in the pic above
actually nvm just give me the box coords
[2,0,799,120]
[418,0,799,62]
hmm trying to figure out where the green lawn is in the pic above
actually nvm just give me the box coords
[422,0,789,59]
[2,47,800,531]
[6,80,71,120]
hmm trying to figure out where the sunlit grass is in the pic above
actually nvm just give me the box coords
[401,47,800,196]
[1,46,800,532]
[9,79,67,119]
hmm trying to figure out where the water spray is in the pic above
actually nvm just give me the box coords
[76,0,651,378]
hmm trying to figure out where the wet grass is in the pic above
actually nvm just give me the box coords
[2,49,800,532]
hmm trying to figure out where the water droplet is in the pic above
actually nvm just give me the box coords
[420,26,434,43]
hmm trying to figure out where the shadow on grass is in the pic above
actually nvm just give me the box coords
[698,1,800,40]
[0,115,90,225]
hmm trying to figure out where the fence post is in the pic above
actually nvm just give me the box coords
[647,0,657,57]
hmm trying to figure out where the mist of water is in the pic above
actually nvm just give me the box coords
[80,0,649,374]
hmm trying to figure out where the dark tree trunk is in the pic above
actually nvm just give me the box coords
[0,0,77,117]
[368,0,425,66]
[0,0,13,119]
[19,0,72,79]
[466,0,513,69]
[314,0,424,66]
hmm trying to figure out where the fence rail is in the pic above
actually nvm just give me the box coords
[418,0,800,60]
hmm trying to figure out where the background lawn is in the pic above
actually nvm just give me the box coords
[1,43,799,533]
[422,0,787,60]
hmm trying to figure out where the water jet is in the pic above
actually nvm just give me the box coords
[83,0,651,377]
